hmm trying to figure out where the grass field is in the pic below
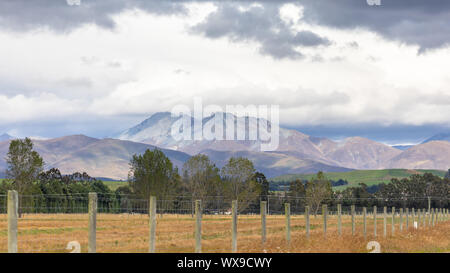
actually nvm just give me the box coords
[271,169,447,190]
[102,169,448,192]
[101,180,128,191]
[1,212,449,253]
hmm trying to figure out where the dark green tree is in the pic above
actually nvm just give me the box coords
[221,157,261,213]
[128,149,180,201]
[253,172,270,201]
[182,154,221,201]
[6,138,44,195]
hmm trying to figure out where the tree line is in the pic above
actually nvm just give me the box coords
[0,138,270,214]
[1,138,449,215]
[285,170,450,215]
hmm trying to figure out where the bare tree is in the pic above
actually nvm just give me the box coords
[6,138,44,217]
[182,154,221,214]
[221,157,261,213]
[305,171,332,217]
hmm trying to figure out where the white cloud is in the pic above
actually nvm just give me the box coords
[0,3,450,138]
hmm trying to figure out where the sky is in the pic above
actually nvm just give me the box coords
[1,0,450,145]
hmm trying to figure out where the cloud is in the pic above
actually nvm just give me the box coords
[191,3,331,59]
[2,0,450,54]
[0,0,186,32]
[300,0,450,52]
[1,1,450,143]
[190,0,450,55]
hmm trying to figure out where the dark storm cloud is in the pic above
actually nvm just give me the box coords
[300,0,450,52]
[3,1,448,55]
[192,0,450,57]
[191,3,331,59]
[0,0,186,32]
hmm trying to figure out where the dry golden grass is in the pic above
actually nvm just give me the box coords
[0,213,449,253]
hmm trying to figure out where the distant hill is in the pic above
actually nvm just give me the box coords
[2,113,450,180]
[0,133,13,142]
[320,137,402,169]
[199,149,352,178]
[116,112,412,170]
[0,135,191,180]
[388,141,450,170]
[422,132,450,143]
[270,169,447,190]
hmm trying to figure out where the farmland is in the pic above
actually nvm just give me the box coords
[3,169,447,193]
[1,213,449,253]
[270,169,447,190]
[101,180,128,191]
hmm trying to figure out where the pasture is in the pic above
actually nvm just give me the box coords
[271,169,447,190]
[1,212,449,253]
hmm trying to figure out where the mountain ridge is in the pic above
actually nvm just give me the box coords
[1,113,450,180]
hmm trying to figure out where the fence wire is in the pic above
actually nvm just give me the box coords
[0,195,6,253]
[0,193,448,253]
[17,194,89,253]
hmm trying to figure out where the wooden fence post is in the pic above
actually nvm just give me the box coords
[406,208,409,230]
[351,205,355,236]
[431,208,435,227]
[337,204,342,236]
[383,206,387,237]
[417,208,421,229]
[88,192,97,253]
[391,207,395,236]
[399,208,403,231]
[8,190,18,253]
[363,207,367,239]
[437,208,440,224]
[323,204,327,238]
[285,203,291,245]
[261,201,267,244]
[305,206,310,239]
[423,208,426,227]
[195,200,202,253]
[373,206,377,237]
[149,196,156,253]
[231,200,237,253]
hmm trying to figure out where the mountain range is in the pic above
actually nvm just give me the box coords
[0,135,190,180]
[0,133,13,142]
[1,112,450,180]
[115,112,450,177]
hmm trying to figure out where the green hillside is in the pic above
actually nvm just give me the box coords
[102,180,128,191]
[270,169,447,190]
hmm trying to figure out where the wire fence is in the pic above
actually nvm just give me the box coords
[0,195,6,253]
[1,193,449,253]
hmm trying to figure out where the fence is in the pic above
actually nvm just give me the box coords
[1,191,449,253]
